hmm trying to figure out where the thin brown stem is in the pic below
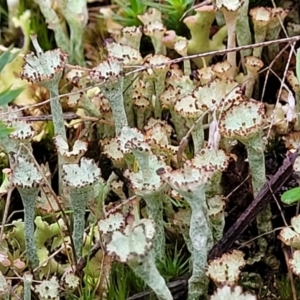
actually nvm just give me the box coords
[0,184,15,241]
[267,181,288,227]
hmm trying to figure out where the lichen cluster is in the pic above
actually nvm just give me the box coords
[1,0,300,299]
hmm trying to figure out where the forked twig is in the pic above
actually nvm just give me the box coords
[267,181,288,227]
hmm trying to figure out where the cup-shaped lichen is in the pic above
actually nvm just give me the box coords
[190,147,229,197]
[183,5,227,68]
[160,71,194,141]
[54,135,88,164]
[99,213,173,300]
[192,77,242,116]
[218,98,272,255]
[120,26,143,49]
[12,155,42,268]
[143,55,171,119]
[249,7,271,59]
[62,158,101,259]
[90,56,128,135]
[211,285,256,300]
[206,250,246,286]
[35,276,60,300]
[174,93,206,153]
[133,79,152,130]
[115,126,168,260]
[21,35,68,140]
[161,163,214,299]
[21,36,68,196]
[106,42,143,127]
[2,119,35,160]
[174,38,191,75]
[124,137,168,261]
[243,56,264,99]
[138,8,166,55]
[218,98,265,196]
[216,0,243,78]
[266,8,288,61]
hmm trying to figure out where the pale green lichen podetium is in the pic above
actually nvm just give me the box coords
[174,93,205,153]
[21,35,68,140]
[62,158,101,260]
[138,8,166,55]
[90,57,128,135]
[216,0,245,78]
[59,0,88,66]
[124,133,167,261]
[249,7,271,59]
[219,99,272,256]
[266,8,288,62]
[186,186,212,300]
[106,42,143,127]
[236,0,252,59]
[117,126,167,260]
[247,131,272,252]
[191,148,229,243]
[12,155,42,269]
[207,195,226,242]
[129,251,172,300]
[21,35,68,197]
[23,273,33,300]
[161,165,214,300]
[150,56,171,119]
[100,216,173,300]
[143,191,165,260]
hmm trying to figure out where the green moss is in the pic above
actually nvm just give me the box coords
[276,275,300,300]
[106,263,146,299]
[112,0,147,27]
